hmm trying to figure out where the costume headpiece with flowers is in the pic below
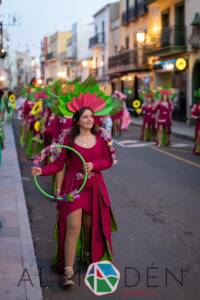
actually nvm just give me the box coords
[55,80,115,117]
[159,88,178,101]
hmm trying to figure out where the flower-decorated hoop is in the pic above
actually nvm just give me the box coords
[33,144,88,202]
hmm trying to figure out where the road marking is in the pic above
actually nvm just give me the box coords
[114,140,193,149]
[114,139,155,148]
[170,143,193,148]
[151,146,200,169]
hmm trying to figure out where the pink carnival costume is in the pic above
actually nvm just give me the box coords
[156,100,173,134]
[34,91,118,274]
[40,129,117,272]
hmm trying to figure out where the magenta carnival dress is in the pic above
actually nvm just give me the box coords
[142,104,155,126]
[141,103,155,140]
[39,128,117,273]
[191,104,200,153]
[156,100,173,133]
[191,104,200,138]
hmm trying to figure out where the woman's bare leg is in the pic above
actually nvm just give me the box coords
[157,125,163,147]
[144,123,148,141]
[64,209,82,268]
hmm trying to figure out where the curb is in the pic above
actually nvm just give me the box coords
[1,123,43,300]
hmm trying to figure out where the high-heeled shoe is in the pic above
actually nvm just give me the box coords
[62,266,75,287]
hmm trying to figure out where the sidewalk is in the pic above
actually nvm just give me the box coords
[0,123,43,300]
[132,117,194,140]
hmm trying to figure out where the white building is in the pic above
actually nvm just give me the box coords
[15,50,33,87]
[66,20,93,81]
[89,2,119,83]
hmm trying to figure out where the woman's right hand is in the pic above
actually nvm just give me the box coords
[31,167,42,176]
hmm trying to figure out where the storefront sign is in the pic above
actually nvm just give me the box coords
[154,58,187,72]
[175,58,187,71]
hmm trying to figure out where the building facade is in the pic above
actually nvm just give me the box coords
[108,0,150,103]
[65,20,93,81]
[146,0,187,121]
[89,2,120,83]
[44,31,71,82]
[186,0,200,112]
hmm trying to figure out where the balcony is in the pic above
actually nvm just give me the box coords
[121,6,137,26]
[121,2,148,26]
[46,52,57,61]
[108,49,149,75]
[89,33,105,49]
[146,25,187,56]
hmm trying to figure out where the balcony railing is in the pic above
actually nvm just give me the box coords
[108,48,148,72]
[109,49,137,68]
[146,26,187,54]
[121,2,148,26]
[89,33,105,48]
[121,6,137,26]
[46,52,56,60]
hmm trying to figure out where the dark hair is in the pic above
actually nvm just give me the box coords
[161,94,169,101]
[68,107,97,146]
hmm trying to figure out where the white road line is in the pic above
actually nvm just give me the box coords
[114,140,192,149]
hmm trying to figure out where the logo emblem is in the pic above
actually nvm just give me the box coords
[85,261,120,296]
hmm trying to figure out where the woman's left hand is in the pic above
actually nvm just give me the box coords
[84,162,94,174]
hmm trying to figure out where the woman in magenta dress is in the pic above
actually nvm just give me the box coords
[190,102,200,154]
[155,91,173,147]
[32,103,117,287]
[140,92,156,141]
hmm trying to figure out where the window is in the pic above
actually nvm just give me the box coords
[114,45,118,54]
[125,36,130,50]
[102,21,105,33]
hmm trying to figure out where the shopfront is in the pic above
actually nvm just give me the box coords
[153,57,188,121]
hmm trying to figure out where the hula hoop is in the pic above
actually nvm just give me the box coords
[33,144,88,202]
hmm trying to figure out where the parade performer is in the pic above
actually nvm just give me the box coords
[111,91,123,136]
[155,90,173,147]
[0,89,5,121]
[31,91,118,287]
[140,91,156,141]
[190,100,200,155]
[114,91,131,131]
[3,90,16,122]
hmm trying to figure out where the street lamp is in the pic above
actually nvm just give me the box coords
[82,60,88,68]
[0,22,6,59]
[136,31,146,43]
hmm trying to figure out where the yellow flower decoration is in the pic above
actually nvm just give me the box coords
[9,94,16,103]
[132,100,141,109]
[61,83,75,94]
[100,83,112,96]
[34,121,40,132]
[136,108,142,114]
[31,101,43,116]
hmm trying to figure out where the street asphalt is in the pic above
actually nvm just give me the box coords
[13,116,200,300]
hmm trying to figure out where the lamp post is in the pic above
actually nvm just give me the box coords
[0,22,6,59]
